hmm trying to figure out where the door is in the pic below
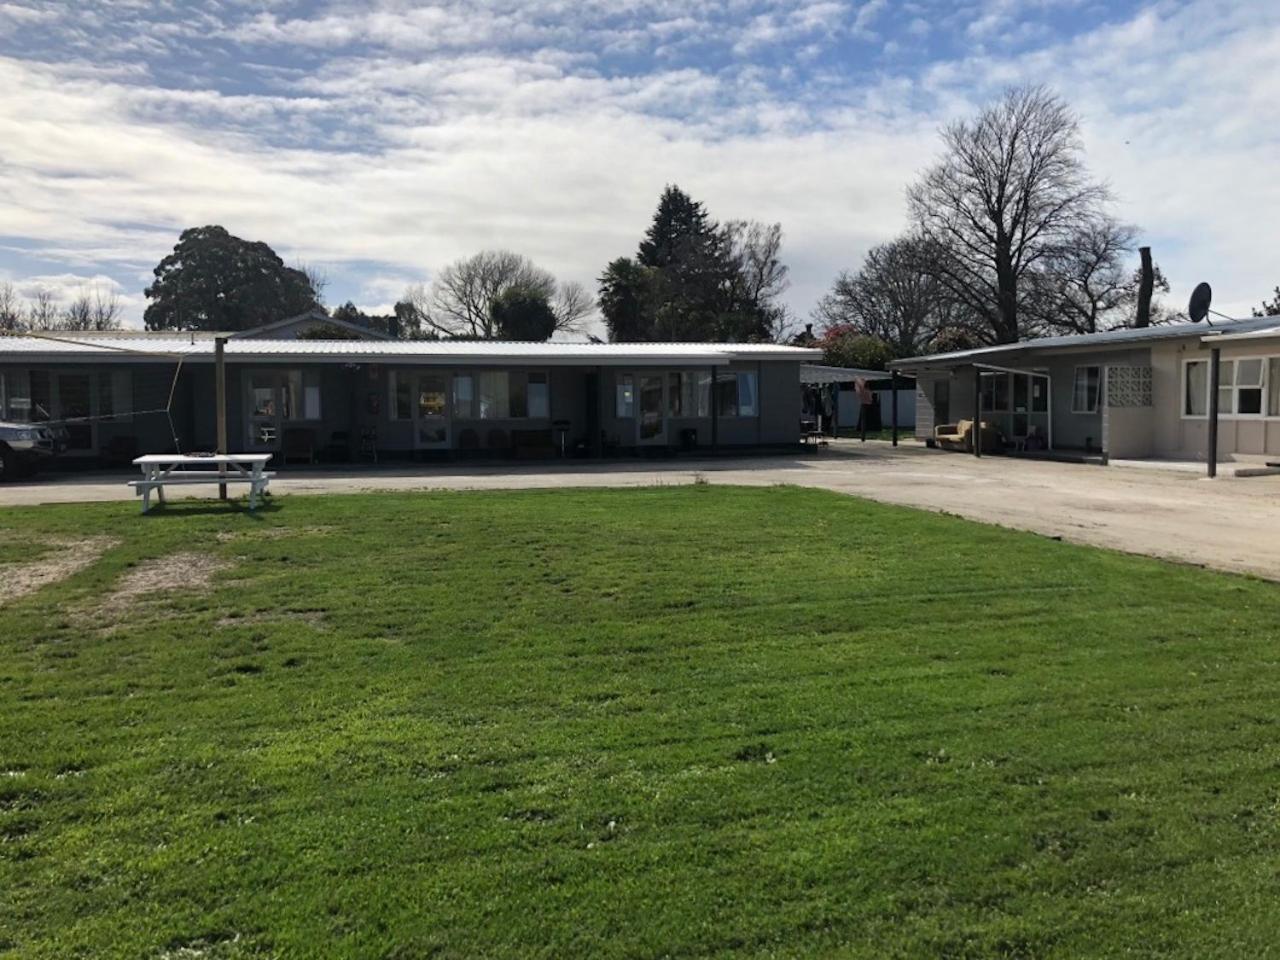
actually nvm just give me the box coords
[932,379,950,427]
[637,373,666,445]
[413,373,450,449]
[57,373,94,452]
[246,371,280,451]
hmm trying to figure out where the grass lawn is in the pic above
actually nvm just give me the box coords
[2,486,1279,959]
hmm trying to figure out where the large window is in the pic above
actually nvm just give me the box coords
[1185,357,1278,418]
[714,371,758,417]
[1071,366,1100,414]
[282,370,322,420]
[452,370,549,420]
[453,374,474,419]
[96,370,133,422]
[667,371,711,417]
[981,373,1012,412]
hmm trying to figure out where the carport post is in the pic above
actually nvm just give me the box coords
[972,366,982,458]
[710,365,719,452]
[890,371,899,447]
[215,336,228,500]
[1207,346,1220,478]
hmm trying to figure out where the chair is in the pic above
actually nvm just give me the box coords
[282,427,315,465]
[359,427,378,463]
[320,430,351,463]
[934,420,1003,453]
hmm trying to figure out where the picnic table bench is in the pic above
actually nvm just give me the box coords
[130,453,274,514]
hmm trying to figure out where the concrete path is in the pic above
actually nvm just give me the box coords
[3,441,1278,581]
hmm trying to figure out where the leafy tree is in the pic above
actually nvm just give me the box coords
[144,225,319,331]
[489,287,559,341]
[402,250,590,339]
[599,185,791,342]
[817,326,894,370]
[908,86,1114,344]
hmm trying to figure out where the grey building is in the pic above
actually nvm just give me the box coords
[889,315,1280,466]
[0,322,820,465]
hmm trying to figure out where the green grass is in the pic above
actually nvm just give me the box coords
[2,486,1279,959]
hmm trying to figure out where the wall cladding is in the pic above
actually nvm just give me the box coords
[1107,365,1153,408]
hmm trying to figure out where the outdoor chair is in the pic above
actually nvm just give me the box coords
[934,420,1003,453]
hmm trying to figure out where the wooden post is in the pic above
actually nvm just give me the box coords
[1207,347,1220,478]
[890,371,899,447]
[215,336,228,499]
[972,367,982,458]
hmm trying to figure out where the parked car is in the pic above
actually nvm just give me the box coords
[0,419,59,479]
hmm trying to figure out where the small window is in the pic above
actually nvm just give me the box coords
[453,374,474,419]
[1269,358,1280,417]
[738,372,757,417]
[1235,358,1264,415]
[1031,378,1048,413]
[1217,360,1234,415]
[509,372,528,418]
[616,375,634,418]
[715,372,739,417]
[1184,360,1207,416]
[1071,366,1100,413]
[282,370,321,421]
[527,372,549,419]
[391,372,412,420]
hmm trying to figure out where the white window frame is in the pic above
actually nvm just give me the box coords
[1070,365,1101,414]
[1182,355,1279,420]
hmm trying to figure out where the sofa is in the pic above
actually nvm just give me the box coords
[934,420,1003,453]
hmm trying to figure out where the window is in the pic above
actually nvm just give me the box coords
[1031,377,1048,413]
[616,375,634,418]
[1233,359,1263,415]
[1270,358,1280,417]
[1185,360,1207,416]
[97,371,133,422]
[392,372,412,420]
[527,372,549,419]
[282,370,321,421]
[478,371,510,419]
[1071,366,1100,413]
[714,371,758,417]
[1217,360,1235,415]
[453,374,474,419]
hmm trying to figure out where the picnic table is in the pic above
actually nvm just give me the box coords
[130,453,274,514]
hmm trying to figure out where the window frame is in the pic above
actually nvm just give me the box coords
[1070,365,1101,415]
[1182,355,1279,420]
[713,370,759,419]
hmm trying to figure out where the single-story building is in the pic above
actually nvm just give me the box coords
[889,315,1280,471]
[0,319,821,465]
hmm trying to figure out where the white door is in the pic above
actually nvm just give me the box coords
[637,373,666,445]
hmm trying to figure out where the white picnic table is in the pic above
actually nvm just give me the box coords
[130,453,274,514]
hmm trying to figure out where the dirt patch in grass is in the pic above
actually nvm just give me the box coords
[0,536,118,606]
[94,552,232,620]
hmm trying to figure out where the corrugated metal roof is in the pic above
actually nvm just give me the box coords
[1200,322,1280,344]
[0,334,822,365]
[800,364,909,384]
[889,315,1280,369]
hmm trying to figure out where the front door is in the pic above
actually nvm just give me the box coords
[932,379,950,427]
[246,371,281,451]
[637,373,666,445]
[413,373,450,449]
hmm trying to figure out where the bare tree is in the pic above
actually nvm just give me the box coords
[908,85,1113,344]
[404,250,586,338]
[0,281,22,332]
[90,287,123,330]
[813,235,951,357]
[1026,218,1136,334]
[26,289,60,331]
[295,262,328,307]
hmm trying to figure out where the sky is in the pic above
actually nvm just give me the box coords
[1,0,1278,333]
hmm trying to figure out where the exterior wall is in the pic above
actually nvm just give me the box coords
[1151,339,1280,462]
[2,356,806,464]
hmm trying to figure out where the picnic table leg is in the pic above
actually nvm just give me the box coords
[155,468,166,507]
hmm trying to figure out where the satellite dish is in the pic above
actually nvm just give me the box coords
[1188,282,1212,323]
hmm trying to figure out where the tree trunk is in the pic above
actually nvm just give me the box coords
[1136,246,1154,328]
[995,245,1019,343]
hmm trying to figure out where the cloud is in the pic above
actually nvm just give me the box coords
[0,0,1278,332]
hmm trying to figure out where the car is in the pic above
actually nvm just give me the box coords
[0,420,59,480]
